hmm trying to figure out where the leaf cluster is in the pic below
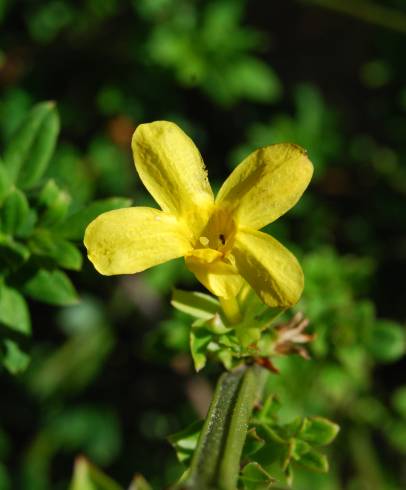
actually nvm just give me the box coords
[0,103,131,373]
[171,288,283,372]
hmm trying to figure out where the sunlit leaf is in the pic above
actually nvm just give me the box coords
[190,327,212,371]
[3,102,59,188]
[1,339,30,374]
[128,474,152,490]
[171,288,219,320]
[38,179,71,226]
[23,269,79,306]
[168,420,203,464]
[69,457,123,490]
[0,283,31,335]
[0,188,30,236]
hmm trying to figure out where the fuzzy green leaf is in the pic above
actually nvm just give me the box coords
[0,283,31,335]
[56,197,132,240]
[23,269,79,305]
[299,417,340,446]
[3,102,59,188]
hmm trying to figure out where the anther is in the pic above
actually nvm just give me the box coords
[199,236,209,247]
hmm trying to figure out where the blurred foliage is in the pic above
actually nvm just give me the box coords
[0,102,131,374]
[0,0,406,489]
[134,0,281,106]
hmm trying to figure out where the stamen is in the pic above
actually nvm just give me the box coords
[199,236,209,247]
[219,234,226,245]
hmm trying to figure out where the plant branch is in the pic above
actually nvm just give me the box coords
[178,364,268,490]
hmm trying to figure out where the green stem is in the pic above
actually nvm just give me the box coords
[302,0,406,33]
[219,296,242,324]
[179,365,268,490]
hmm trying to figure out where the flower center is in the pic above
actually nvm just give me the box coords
[195,207,236,258]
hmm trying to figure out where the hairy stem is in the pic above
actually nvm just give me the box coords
[179,365,268,490]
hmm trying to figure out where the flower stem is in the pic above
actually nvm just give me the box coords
[178,365,268,490]
[219,296,242,324]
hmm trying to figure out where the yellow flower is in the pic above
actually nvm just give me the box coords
[84,121,313,308]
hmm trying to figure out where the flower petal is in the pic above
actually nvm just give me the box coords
[216,144,313,230]
[232,228,304,307]
[132,121,214,234]
[84,207,192,275]
[185,254,243,299]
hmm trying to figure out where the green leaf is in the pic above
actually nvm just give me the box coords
[38,179,71,226]
[240,462,274,490]
[28,325,114,399]
[255,395,281,423]
[392,386,406,419]
[0,234,30,269]
[128,475,152,490]
[296,448,329,473]
[235,323,261,348]
[387,420,406,453]
[1,339,30,374]
[299,417,340,446]
[29,229,82,270]
[190,327,212,371]
[56,197,132,240]
[290,438,311,461]
[242,428,265,458]
[171,288,219,320]
[226,57,281,104]
[3,101,60,188]
[0,163,11,203]
[23,269,79,306]
[194,314,232,336]
[69,457,123,490]
[0,188,30,236]
[168,420,203,464]
[0,283,31,335]
[365,320,405,362]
